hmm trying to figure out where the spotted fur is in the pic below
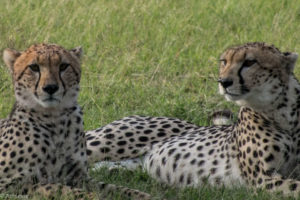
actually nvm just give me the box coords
[1,44,150,199]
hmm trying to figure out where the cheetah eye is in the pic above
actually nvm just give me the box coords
[28,64,40,72]
[219,59,227,66]
[243,59,257,67]
[59,63,70,72]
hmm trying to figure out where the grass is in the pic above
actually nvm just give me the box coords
[0,0,300,199]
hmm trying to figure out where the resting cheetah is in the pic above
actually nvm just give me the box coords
[1,44,150,199]
[87,42,300,196]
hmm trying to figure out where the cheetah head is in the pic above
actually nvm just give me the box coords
[3,44,82,109]
[218,42,298,110]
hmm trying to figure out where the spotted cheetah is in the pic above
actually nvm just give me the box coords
[1,44,150,199]
[87,42,300,196]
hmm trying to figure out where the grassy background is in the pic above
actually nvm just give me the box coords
[0,0,300,199]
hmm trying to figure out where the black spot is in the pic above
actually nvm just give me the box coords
[275,180,283,186]
[198,160,205,166]
[3,167,9,173]
[10,151,16,158]
[90,141,101,146]
[125,132,133,137]
[210,168,217,174]
[117,141,127,146]
[161,157,166,165]
[87,149,92,155]
[136,143,146,147]
[119,126,129,130]
[197,146,203,151]
[273,145,280,152]
[174,153,181,161]
[168,148,176,156]
[184,152,190,159]
[104,128,112,133]
[157,132,166,137]
[179,142,187,147]
[179,174,184,183]
[172,128,180,133]
[253,151,258,158]
[18,143,24,148]
[144,130,152,134]
[289,183,298,191]
[265,154,274,162]
[105,134,115,139]
[117,149,125,154]
[162,124,171,128]
[246,147,251,153]
[139,136,149,142]
[41,147,46,154]
[17,157,24,163]
[208,149,214,155]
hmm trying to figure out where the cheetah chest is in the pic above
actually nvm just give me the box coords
[0,108,87,186]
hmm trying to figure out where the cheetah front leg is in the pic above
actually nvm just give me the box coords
[85,180,151,200]
[22,182,151,200]
[257,176,300,197]
[20,183,93,199]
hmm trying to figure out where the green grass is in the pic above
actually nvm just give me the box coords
[0,0,300,199]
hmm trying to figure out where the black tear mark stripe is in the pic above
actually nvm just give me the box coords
[229,49,238,68]
[70,65,80,83]
[237,65,245,85]
[16,66,29,81]
[59,71,66,96]
[34,70,41,98]
[237,53,247,85]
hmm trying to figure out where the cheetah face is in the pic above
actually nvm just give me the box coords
[3,44,82,109]
[218,42,298,109]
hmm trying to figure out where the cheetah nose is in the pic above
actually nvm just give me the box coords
[43,84,59,95]
[218,78,233,89]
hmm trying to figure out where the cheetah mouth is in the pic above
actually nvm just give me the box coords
[224,90,242,97]
[43,97,60,103]
[224,92,244,101]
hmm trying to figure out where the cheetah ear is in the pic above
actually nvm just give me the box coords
[284,52,298,73]
[70,46,83,60]
[3,48,21,72]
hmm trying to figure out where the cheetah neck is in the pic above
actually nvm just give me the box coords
[8,102,84,136]
[258,76,300,133]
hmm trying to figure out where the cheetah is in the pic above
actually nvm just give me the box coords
[87,42,300,196]
[1,44,150,199]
